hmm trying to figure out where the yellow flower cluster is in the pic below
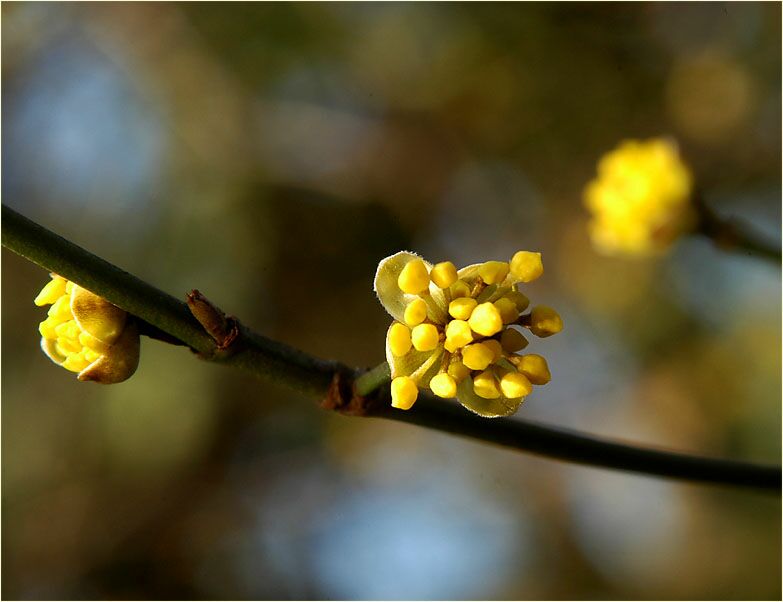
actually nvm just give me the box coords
[35,274,139,383]
[584,138,694,256]
[374,251,562,417]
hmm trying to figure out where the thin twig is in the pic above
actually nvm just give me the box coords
[2,204,780,492]
[693,193,781,263]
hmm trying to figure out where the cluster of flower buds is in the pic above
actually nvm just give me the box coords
[374,251,562,417]
[584,138,694,256]
[35,274,139,384]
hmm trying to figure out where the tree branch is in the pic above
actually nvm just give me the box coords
[3,204,780,492]
[694,194,781,263]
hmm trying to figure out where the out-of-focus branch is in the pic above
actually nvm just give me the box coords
[694,194,781,263]
[2,204,780,492]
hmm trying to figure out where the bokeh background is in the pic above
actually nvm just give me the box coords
[3,3,781,599]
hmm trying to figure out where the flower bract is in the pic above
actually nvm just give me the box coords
[35,274,140,384]
[584,138,694,256]
[374,251,562,417]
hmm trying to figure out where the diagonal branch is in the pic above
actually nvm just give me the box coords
[694,193,781,263]
[2,204,780,492]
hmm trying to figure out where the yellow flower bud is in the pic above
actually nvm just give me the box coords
[34,275,139,384]
[584,138,693,256]
[500,328,528,353]
[507,290,530,312]
[38,316,59,340]
[34,276,66,306]
[517,354,551,385]
[449,279,471,299]
[411,323,439,351]
[391,376,418,410]
[479,261,509,284]
[462,342,494,371]
[473,370,501,399]
[500,371,532,398]
[388,322,412,356]
[374,251,562,417]
[529,305,563,338]
[403,298,428,326]
[430,372,457,398]
[448,297,477,321]
[48,295,72,320]
[483,339,503,362]
[444,319,472,352]
[398,258,430,294]
[447,360,471,382]
[510,251,544,283]
[430,261,458,289]
[468,302,503,337]
[493,297,518,324]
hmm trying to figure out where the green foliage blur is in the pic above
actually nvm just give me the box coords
[3,3,780,599]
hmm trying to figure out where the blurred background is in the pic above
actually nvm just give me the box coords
[2,3,781,599]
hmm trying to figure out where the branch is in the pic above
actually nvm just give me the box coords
[3,204,780,492]
[694,194,781,263]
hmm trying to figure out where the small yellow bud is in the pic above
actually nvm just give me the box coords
[462,342,494,371]
[403,298,428,326]
[529,305,563,338]
[507,290,530,312]
[391,376,418,410]
[444,320,473,352]
[449,279,471,299]
[500,328,528,353]
[388,322,412,356]
[510,251,544,283]
[473,370,501,399]
[584,139,693,256]
[62,353,90,373]
[398,258,430,294]
[35,278,140,384]
[517,354,551,385]
[411,323,439,351]
[500,371,533,398]
[79,330,110,354]
[34,277,67,306]
[483,339,503,362]
[447,360,471,382]
[57,337,81,354]
[39,316,59,340]
[55,320,81,340]
[429,372,457,398]
[448,297,477,321]
[48,295,72,320]
[493,297,519,324]
[468,302,503,337]
[430,261,458,288]
[479,261,509,284]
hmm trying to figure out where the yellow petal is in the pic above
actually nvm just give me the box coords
[34,278,67,306]
[77,320,140,384]
[70,285,126,345]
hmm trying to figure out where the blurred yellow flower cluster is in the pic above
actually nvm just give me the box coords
[374,251,562,417]
[584,138,694,256]
[35,274,139,384]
